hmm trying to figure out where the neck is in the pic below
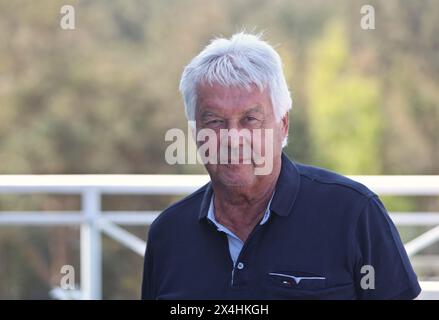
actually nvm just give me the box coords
[210,158,281,241]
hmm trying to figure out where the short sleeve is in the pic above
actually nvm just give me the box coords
[354,195,421,299]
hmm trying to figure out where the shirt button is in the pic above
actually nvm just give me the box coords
[237,262,244,270]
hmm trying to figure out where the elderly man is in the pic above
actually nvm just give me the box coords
[141,32,421,300]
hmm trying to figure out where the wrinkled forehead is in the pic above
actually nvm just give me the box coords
[195,82,272,117]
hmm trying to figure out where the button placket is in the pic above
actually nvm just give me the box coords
[230,224,265,286]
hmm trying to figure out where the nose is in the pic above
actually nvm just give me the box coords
[222,122,246,149]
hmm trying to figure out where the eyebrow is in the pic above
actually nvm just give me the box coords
[243,106,264,115]
[200,110,222,119]
[200,105,264,119]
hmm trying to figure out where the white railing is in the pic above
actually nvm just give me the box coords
[0,175,439,299]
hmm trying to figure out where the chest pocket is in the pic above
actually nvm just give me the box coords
[266,271,356,300]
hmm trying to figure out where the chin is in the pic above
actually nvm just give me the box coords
[216,165,256,187]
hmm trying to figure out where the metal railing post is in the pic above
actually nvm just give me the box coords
[80,187,102,300]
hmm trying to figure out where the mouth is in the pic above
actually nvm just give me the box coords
[225,156,252,162]
[221,159,253,166]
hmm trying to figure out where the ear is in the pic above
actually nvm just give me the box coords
[281,112,289,137]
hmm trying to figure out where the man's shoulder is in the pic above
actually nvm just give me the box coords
[294,161,376,199]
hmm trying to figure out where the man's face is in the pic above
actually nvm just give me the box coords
[195,82,288,187]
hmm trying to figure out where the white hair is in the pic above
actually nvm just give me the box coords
[179,32,292,147]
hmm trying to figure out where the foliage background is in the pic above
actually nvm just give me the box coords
[0,0,438,298]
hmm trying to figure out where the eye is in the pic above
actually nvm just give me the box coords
[244,116,258,122]
[207,119,224,125]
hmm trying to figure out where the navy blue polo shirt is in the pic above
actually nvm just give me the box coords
[141,153,421,300]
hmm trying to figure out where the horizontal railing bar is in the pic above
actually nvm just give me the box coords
[0,211,160,225]
[0,212,84,225]
[102,212,160,225]
[391,213,439,225]
[354,176,439,195]
[0,187,200,195]
[0,175,209,194]
[0,175,438,195]
[1,211,439,225]
[420,281,439,292]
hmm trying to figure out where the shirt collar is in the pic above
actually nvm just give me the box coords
[207,191,274,229]
[198,152,301,221]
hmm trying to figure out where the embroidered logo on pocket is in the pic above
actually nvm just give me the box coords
[268,271,326,289]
